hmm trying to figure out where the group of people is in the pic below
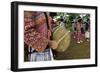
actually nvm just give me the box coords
[24,11,90,62]
[72,18,90,44]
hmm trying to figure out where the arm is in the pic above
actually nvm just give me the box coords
[24,28,49,52]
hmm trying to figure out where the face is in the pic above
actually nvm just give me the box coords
[24,11,33,23]
[24,11,35,30]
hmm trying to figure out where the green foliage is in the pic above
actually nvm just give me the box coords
[52,12,90,31]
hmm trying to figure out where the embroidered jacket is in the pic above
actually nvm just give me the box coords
[24,11,52,52]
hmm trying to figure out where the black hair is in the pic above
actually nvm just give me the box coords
[78,18,83,24]
[49,12,57,18]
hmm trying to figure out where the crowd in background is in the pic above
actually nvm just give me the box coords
[72,18,90,43]
[50,13,90,44]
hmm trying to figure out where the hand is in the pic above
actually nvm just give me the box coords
[48,40,58,50]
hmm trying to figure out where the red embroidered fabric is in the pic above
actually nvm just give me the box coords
[24,12,51,52]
